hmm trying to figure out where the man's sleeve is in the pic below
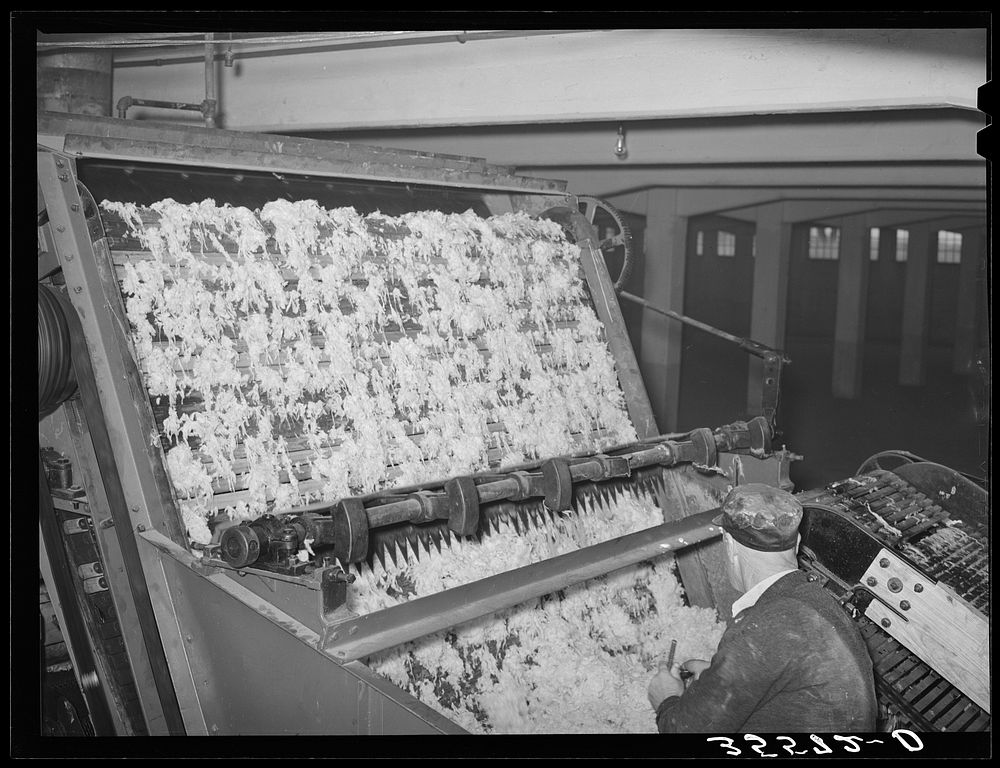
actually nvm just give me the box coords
[656,608,792,733]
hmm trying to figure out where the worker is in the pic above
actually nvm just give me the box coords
[647,483,877,733]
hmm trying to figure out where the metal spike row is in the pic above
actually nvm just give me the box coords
[394,539,408,567]
[404,532,421,561]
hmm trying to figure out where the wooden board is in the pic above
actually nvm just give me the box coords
[862,547,989,713]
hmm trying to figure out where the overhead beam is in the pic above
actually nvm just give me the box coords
[109,29,987,131]
[584,185,983,221]
[318,111,985,167]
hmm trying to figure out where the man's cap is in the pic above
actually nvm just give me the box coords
[712,483,803,552]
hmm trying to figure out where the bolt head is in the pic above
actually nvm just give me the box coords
[73,286,83,294]
[881,618,891,628]
[70,203,80,211]
[866,576,878,587]
[900,600,911,611]
[913,583,924,593]
[879,558,890,568]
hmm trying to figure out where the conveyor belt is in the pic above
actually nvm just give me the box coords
[799,468,990,733]
[857,613,990,732]
[810,469,988,615]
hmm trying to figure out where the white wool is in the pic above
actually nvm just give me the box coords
[360,492,726,733]
[104,200,637,534]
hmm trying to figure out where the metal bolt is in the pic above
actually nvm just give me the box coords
[99,518,115,529]
[185,635,193,643]
[56,225,65,232]
[879,558,890,568]
[70,203,80,212]
[58,173,69,182]
[900,600,911,611]
[887,577,903,593]
[64,253,74,261]
[135,524,145,532]
[881,618,891,628]
[866,576,878,587]
[73,286,82,294]
[913,583,924,593]
[55,159,64,168]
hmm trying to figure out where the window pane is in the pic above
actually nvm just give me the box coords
[937,230,962,264]
[696,230,704,256]
[808,226,840,260]
[869,228,880,261]
[717,230,736,257]
[895,229,909,262]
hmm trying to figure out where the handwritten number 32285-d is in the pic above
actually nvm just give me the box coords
[706,730,924,757]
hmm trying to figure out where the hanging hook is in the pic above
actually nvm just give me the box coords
[614,125,628,159]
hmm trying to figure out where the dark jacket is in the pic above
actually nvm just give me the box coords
[656,570,877,733]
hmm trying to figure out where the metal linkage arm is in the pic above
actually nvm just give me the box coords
[618,291,790,425]
[218,417,771,570]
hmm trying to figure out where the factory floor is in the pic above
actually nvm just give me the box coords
[777,338,988,491]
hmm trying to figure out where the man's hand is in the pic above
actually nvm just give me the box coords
[647,664,684,710]
[681,658,711,682]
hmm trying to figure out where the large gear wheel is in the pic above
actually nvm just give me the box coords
[577,196,636,292]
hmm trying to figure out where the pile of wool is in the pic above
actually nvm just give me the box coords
[357,490,726,733]
[102,199,638,542]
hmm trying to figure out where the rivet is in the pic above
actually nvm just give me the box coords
[58,173,69,182]
[55,159,64,168]
[900,600,911,611]
[879,558,890,568]
[881,618,891,628]
[135,524,146,532]
[888,577,903,593]
[56,225,65,232]
[866,577,877,587]
[70,203,80,211]
[913,583,924,593]
[73,286,83,294]
[65,253,74,261]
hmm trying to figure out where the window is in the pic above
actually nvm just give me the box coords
[752,235,757,258]
[937,230,962,264]
[869,228,880,261]
[696,231,704,256]
[808,226,840,260]
[717,230,736,257]
[895,229,909,262]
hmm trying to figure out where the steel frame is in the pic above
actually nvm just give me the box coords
[36,112,789,734]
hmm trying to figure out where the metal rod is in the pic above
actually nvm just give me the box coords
[323,508,723,661]
[619,290,790,363]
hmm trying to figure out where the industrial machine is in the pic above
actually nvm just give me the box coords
[37,111,988,735]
